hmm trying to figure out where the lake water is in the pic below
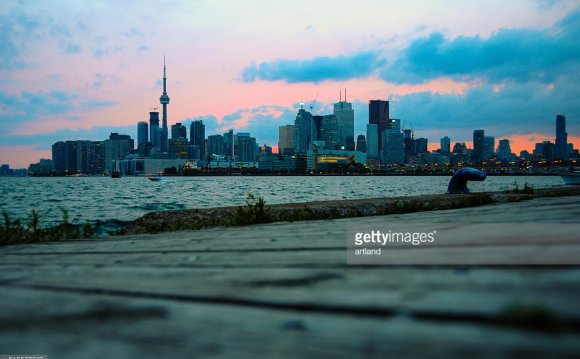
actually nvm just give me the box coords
[0,175,565,228]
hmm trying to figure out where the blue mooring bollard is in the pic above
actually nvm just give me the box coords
[447,168,487,194]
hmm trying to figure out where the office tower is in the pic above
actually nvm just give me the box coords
[168,138,190,159]
[320,114,339,149]
[356,134,366,153]
[403,129,415,162]
[137,121,148,147]
[235,133,257,162]
[369,100,389,153]
[453,142,467,154]
[556,114,568,160]
[440,136,451,154]
[149,111,160,148]
[381,126,404,165]
[497,139,512,161]
[171,123,187,140]
[366,124,379,159]
[483,136,495,159]
[224,129,234,159]
[52,141,71,174]
[334,90,354,149]
[77,140,105,174]
[190,120,206,159]
[294,105,313,154]
[104,133,134,173]
[159,57,170,152]
[278,125,295,156]
[207,134,225,157]
[312,115,323,142]
[473,130,485,164]
[415,138,428,154]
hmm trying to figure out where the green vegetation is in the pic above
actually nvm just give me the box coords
[230,193,272,226]
[0,208,95,246]
[510,182,535,194]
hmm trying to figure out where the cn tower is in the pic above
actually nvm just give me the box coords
[159,56,170,152]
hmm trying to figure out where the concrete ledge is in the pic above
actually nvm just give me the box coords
[124,186,580,234]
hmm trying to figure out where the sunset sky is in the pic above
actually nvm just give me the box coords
[1,0,579,168]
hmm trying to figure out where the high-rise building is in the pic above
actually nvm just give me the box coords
[556,114,568,160]
[497,139,512,161]
[278,125,295,156]
[369,100,389,153]
[381,126,404,165]
[473,130,485,164]
[149,111,160,148]
[159,57,170,153]
[483,136,495,159]
[415,138,428,154]
[403,129,415,162]
[52,140,105,174]
[137,121,148,147]
[334,91,354,149]
[168,138,190,159]
[189,120,205,160]
[294,106,313,154]
[440,136,451,154]
[52,141,77,174]
[366,124,379,160]
[104,133,134,173]
[235,133,257,162]
[224,129,234,159]
[171,123,187,140]
[207,134,225,157]
[356,134,366,153]
[320,114,339,149]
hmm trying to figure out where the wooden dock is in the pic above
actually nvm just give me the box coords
[1,195,580,358]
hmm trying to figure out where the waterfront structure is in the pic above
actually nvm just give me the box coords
[171,123,187,140]
[52,141,78,174]
[278,125,295,156]
[294,105,314,154]
[137,121,148,148]
[440,136,451,154]
[306,149,366,171]
[473,130,485,164]
[356,134,366,153]
[556,114,568,160]
[149,111,160,149]
[207,134,225,158]
[483,136,495,160]
[159,57,170,153]
[52,140,105,174]
[369,100,389,153]
[334,91,354,150]
[120,156,188,176]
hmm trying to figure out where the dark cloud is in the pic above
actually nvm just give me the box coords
[242,51,386,83]
[382,8,580,84]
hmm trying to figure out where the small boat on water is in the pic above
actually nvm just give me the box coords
[558,171,580,185]
[148,176,162,181]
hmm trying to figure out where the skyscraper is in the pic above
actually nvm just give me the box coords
[149,111,160,148]
[137,121,149,147]
[171,123,187,140]
[207,134,225,157]
[473,130,485,164]
[483,136,495,159]
[334,90,354,149]
[356,134,366,153]
[159,57,170,153]
[381,123,404,165]
[320,114,339,149]
[440,136,450,154]
[497,139,512,161]
[223,129,234,159]
[369,100,389,153]
[556,114,568,160]
[366,124,379,160]
[278,125,295,156]
[294,105,313,154]
[190,120,206,159]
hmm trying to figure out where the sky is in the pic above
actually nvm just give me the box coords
[1,0,580,168]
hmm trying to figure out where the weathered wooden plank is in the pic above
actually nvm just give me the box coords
[1,287,580,359]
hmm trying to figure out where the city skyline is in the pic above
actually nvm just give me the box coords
[1,0,580,168]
